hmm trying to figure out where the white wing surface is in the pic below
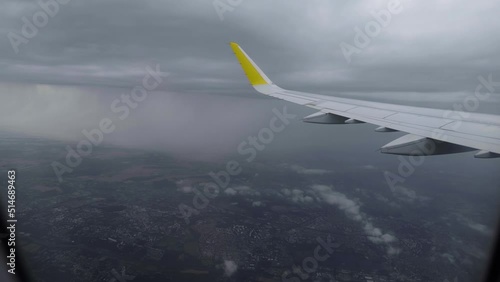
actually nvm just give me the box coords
[230,42,500,158]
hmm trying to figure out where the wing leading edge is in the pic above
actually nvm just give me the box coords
[229,42,500,157]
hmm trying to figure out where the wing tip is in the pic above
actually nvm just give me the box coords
[230,42,271,86]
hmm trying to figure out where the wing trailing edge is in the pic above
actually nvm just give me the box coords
[230,42,500,157]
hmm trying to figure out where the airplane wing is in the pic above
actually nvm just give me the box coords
[229,42,500,158]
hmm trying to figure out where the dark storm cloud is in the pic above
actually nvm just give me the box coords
[1,0,500,93]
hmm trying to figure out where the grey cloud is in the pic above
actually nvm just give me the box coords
[224,185,260,197]
[466,222,493,236]
[290,164,332,175]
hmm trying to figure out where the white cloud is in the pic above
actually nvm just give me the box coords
[390,185,429,203]
[178,186,192,193]
[290,165,331,175]
[311,185,362,221]
[466,222,492,236]
[280,188,314,204]
[224,187,238,196]
[387,246,401,256]
[224,186,260,197]
[291,189,314,203]
[455,215,493,236]
[252,201,263,207]
[223,260,238,277]
[310,184,399,255]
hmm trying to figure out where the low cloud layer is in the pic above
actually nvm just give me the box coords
[280,184,400,255]
[290,164,332,175]
[223,260,238,277]
[0,82,284,160]
[224,185,261,197]
[455,214,494,236]
[281,188,315,204]
[390,184,429,203]
[1,0,499,160]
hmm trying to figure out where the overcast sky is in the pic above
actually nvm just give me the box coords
[2,0,500,91]
[1,0,499,159]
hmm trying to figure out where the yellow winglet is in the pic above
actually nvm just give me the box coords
[230,42,272,86]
